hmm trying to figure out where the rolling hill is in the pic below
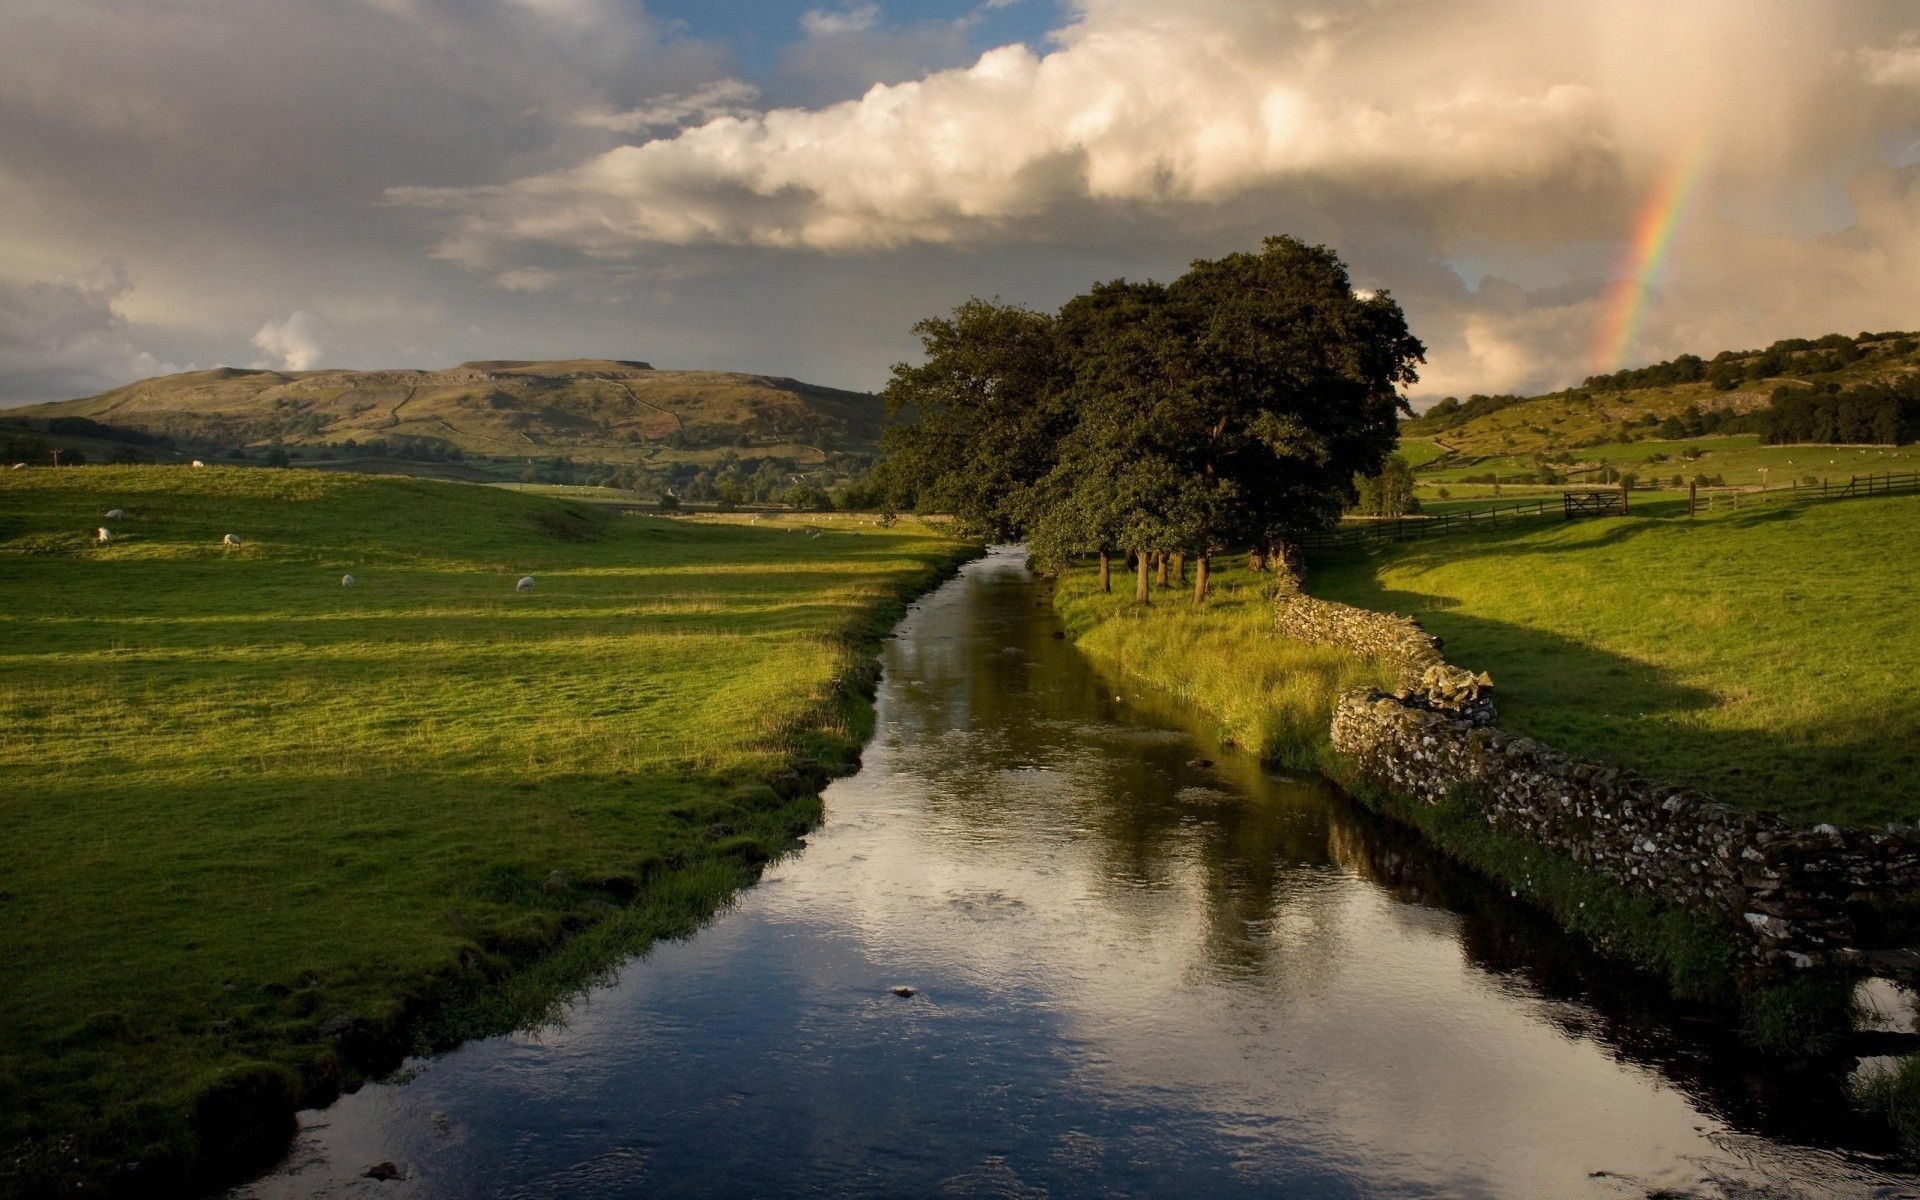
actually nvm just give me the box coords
[1403,330,1919,461]
[3,360,886,464]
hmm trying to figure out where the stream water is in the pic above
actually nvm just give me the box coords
[237,548,1918,1198]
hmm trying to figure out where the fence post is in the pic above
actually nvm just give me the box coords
[1688,480,1696,517]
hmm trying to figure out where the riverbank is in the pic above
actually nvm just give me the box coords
[0,467,977,1198]
[1049,560,1394,772]
[1048,543,1899,1055]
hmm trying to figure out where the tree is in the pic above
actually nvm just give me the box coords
[879,299,1072,537]
[879,236,1422,606]
[1025,280,1199,603]
[783,482,832,511]
[265,448,290,468]
[1160,236,1423,596]
[1353,454,1420,516]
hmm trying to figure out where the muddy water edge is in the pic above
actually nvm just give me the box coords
[234,547,1919,1199]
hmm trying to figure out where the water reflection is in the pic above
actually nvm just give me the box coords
[237,548,1918,1199]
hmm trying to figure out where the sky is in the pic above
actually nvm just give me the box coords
[4,0,1920,407]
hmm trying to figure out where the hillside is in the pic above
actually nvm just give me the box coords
[4,360,885,463]
[1404,330,1920,463]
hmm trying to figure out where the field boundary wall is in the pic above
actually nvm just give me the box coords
[1275,572,1920,974]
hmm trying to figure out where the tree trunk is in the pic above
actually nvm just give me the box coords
[1192,554,1210,607]
[1098,551,1111,593]
[1155,552,1168,588]
[1173,552,1186,584]
[1135,549,1151,604]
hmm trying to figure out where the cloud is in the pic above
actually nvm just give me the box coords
[1862,35,1920,89]
[8,1,1920,403]
[0,262,178,404]
[800,4,882,38]
[574,79,761,134]
[397,4,1627,256]
[252,311,326,371]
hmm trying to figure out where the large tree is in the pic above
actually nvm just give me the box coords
[876,299,1071,538]
[1166,236,1424,578]
[880,237,1424,603]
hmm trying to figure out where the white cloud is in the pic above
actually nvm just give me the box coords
[251,311,326,371]
[801,4,882,38]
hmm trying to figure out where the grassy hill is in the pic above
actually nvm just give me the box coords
[1,361,886,489]
[0,465,968,1196]
[1401,329,1920,466]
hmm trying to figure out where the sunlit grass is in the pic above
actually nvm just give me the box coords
[0,466,970,1193]
[1052,562,1395,770]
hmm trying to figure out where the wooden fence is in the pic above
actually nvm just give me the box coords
[1303,470,1920,554]
[1299,498,1557,551]
[1691,470,1920,513]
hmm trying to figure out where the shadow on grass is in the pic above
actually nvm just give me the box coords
[1306,512,1918,825]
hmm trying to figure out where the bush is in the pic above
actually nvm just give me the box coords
[782,483,833,511]
[265,448,291,468]
[657,492,681,512]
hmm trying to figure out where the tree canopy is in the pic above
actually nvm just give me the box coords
[881,237,1424,597]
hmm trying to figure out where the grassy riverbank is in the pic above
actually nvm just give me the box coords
[0,467,973,1196]
[1051,561,1394,770]
[1307,494,1920,827]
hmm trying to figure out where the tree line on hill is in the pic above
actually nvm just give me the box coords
[1583,330,1917,394]
[875,236,1423,603]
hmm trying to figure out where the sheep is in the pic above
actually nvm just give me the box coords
[10,463,26,470]
[104,508,125,520]
[341,574,356,588]
[516,575,536,592]
[222,533,242,547]
[191,460,206,468]
[96,527,113,543]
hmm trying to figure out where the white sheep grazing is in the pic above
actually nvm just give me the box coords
[222,533,241,547]
[516,575,536,592]
[191,460,206,468]
[96,527,113,543]
[10,463,27,470]
[341,574,356,588]
[104,508,126,520]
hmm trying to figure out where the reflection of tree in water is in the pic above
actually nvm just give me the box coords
[887,555,1908,1167]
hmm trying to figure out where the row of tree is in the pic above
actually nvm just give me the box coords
[876,237,1423,603]
[1759,376,1920,446]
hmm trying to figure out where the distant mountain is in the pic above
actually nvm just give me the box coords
[6,360,885,459]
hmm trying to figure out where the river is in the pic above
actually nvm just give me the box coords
[237,548,1917,1198]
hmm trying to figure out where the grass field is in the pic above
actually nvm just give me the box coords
[0,466,970,1195]
[1052,562,1395,770]
[1307,494,1920,827]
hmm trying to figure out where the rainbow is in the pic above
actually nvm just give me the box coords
[1593,148,1710,373]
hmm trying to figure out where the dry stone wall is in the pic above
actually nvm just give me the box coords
[1279,581,1920,973]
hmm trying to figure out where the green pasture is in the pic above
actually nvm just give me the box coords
[0,466,968,1193]
[1307,494,1920,827]
[1413,435,1920,489]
